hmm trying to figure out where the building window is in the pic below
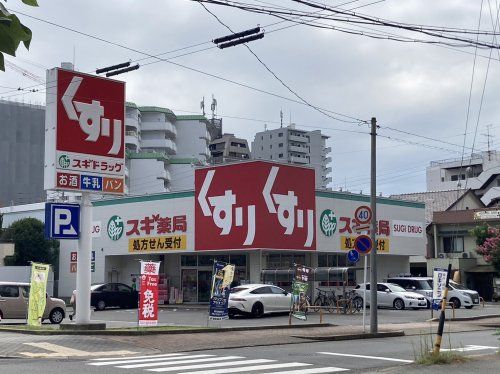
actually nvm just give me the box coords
[460,174,465,180]
[441,177,444,182]
[270,155,273,159]
[261,146,263,151]
[270,134,272,139]
[270,145,272,149]
[279,153,283,158]
[278,132,283,137]
[279,143,283,148]
[451,175,458,181]
[443,236,464,253]
[261,136,263,140]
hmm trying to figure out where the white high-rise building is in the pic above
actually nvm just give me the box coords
[426,150,500,206]
[251,125,332,189]
[125,104,211,195]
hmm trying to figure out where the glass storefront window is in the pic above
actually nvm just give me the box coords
[181,255,196,267]
[230,254,247,266]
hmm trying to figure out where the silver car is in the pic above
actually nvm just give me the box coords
[228,284,292,318]
[0,282,66,324]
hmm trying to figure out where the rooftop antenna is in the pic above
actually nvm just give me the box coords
[264,123,267,131]
[482,124,494,161]
[280,109,283,128]
[211,94,217,119]
[200,96,205,116]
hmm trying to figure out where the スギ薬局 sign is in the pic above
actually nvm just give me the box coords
[195,161,316,250]
[44,68,125,194]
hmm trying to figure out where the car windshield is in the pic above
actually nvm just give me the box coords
[450,281,468,290]
[388,284,407,293]
[230,287,248,294]
[90,284,104,291]
[416,280,432,290]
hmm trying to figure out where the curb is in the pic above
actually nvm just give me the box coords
[0,323,334,336]
[427,313,500,322]
[292,330,405,341]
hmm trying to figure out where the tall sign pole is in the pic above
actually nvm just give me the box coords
[369,117,378,333]
[433,263,452,353]
[44,66,126,326]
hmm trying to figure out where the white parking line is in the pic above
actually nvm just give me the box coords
[91,353,185,361]
[317,352,413,363]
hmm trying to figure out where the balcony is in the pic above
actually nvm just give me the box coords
[125,131,139,149]
[141,138,177,154]
[141,121,168,132]
[125,116,139,130]
[289,145,308,153]
[167,123,177,138]
[322,146,332,155]
[323,156,332,164]
[289,134,308,143]
[323,166,332,174]
[323,176,332,184]
[290,156,309,164]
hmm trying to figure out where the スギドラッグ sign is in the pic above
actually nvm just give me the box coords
[44,68,125,195]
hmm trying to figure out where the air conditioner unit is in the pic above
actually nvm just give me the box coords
[462,252,469,258]
[438,253,446,259]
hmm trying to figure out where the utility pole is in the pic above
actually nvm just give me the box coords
[370,117,378,334]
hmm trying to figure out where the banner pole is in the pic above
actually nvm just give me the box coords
[433,263,452,354]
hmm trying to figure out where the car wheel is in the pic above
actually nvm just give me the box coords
[450,298,461,309]
[393,298,405,310]
[465,305,473,309]
[96,300,106,311]
[251,302,264,318]
[49,308,64,324]
[228,310,236,319]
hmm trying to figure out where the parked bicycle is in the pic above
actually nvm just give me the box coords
[337,289,362,314]
[312,288,337,313]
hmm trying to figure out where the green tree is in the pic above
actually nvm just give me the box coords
[0,0,38,71]
[1,217,59,267]
[471,224,500,273]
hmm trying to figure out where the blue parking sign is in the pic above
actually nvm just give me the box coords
[44,203,80,239]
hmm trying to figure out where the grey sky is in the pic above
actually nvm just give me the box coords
[2,0,500,195]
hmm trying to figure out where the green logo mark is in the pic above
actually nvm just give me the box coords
[320,209,337,237]
[107,215,124,241]
[58,154,70,168]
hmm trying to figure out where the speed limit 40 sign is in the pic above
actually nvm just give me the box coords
[355,205,372,224]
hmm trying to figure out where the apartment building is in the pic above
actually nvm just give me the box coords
[251,125,332,189]
[209,133,251,164]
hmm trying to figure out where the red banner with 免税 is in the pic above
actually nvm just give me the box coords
[138,261,160,326]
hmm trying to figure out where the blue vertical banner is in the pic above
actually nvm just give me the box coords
[209,261,235,320]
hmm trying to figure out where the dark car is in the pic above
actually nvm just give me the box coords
[90,283,138,311]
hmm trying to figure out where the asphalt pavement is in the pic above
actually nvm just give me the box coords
[0,330,498,373]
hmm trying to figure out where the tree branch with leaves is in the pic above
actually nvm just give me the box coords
[0,0,38,71]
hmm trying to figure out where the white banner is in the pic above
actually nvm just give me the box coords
[432,268,447,301]
[392,220,424,238]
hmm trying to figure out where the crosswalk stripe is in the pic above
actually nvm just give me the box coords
[89,354,213,366]
[91,353,187,361]
[174,362,312,374]
[117,356,244,369]
[147,359,276,373]
[263,368,349,374]
[318,352,413,363]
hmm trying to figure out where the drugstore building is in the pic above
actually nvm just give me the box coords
[55,161,426,301]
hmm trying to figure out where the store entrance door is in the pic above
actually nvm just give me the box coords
[181,269,197,302]
[198,270,212,303]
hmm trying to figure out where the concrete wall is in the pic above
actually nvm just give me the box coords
[175,120,209,161]
[0,101,45,207]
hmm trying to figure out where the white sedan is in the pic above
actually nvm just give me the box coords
[228,284,292,318]
[354,282,427,310]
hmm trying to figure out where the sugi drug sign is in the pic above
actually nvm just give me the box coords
[44,68,125,195]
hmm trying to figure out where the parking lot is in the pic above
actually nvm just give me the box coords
[48,301,500,328]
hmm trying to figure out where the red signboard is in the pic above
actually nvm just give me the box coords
[56,69,125,158]
[44,68,125,194]
[195,161,316,251]
[138,261,160,326]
